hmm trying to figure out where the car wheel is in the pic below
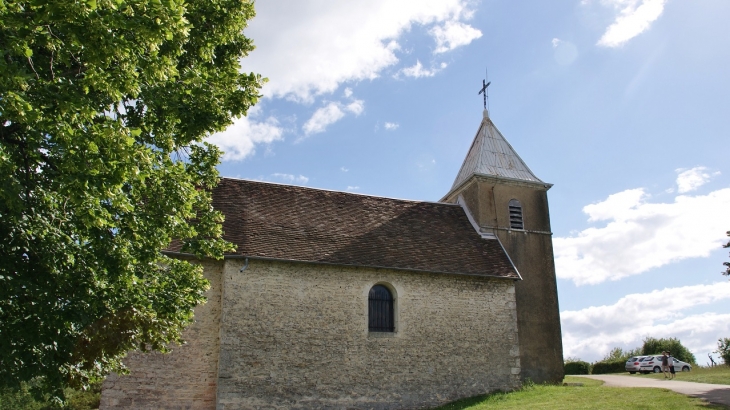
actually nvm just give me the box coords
[630,371,636,374]
[682,366,690,372]
[653,367,661,373]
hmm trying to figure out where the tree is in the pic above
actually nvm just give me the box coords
[0,0,262,401]
[601,346,643,362]
[722,231,730,276]
[716,338,730,366]
[641,337,696,365]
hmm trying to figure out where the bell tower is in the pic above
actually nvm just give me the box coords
[441,108,564,384]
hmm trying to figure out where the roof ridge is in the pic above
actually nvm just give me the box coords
[219,176,461,207]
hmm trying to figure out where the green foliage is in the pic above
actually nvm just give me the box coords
[716,338,730,366]
[0,0,262,401]
[0,384,43,410]
[601,346,643,362]
[564,361,591,375]
[642,337,697,365]
[0,380,100,410]
[591,360,626,374]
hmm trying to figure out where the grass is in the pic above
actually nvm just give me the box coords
[432,376,724,409]
[626,365,730,385]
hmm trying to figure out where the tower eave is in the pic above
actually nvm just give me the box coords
[441,173,553,203]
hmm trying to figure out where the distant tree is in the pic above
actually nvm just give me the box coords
[716,338,730,366]
[602,346,643,362]
[0,0,262,401]
[722,231,730,276]
[641,337,696,364]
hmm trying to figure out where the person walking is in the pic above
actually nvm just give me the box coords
[661,351,670,379]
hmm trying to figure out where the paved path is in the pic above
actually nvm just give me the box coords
[574,375,730,407]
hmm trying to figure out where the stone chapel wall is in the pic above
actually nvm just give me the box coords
[217,258,521,410]
[100,258,224,409]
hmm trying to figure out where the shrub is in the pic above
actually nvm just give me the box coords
[591,360,626,374]
[564,361,591,375]
[642,337,696,365]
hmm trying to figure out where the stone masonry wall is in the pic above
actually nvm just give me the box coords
[217,258,521,409]
[444,178,565,384]
[100,258,224,409]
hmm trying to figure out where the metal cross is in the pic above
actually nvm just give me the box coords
[477,79,491,110]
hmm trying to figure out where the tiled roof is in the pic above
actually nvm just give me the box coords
[450,110,543,192]
[196,178,518,279]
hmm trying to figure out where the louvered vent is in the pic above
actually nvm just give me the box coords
[508,199,524,230]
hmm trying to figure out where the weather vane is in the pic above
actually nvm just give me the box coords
[477,68,491,110]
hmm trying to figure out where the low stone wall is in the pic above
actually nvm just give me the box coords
[100,259,224,410]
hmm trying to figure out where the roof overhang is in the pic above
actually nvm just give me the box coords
[161,251,520,281]
[441,173,553,203]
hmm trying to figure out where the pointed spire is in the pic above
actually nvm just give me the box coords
[448,110,544,193]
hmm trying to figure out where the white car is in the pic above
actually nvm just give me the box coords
[639,355,692,374]
[625,355,649,374]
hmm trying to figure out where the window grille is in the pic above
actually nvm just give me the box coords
[368,285,394,332]
[508,199,524,230]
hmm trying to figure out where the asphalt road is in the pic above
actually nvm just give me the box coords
[574,374,730,407]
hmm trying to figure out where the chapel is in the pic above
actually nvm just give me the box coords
[100,108,564,409]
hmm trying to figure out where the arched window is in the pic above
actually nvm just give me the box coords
[508,199,524,230]
[368,285,394,332]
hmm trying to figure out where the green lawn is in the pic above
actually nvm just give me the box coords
[433,376,724,409]
[625,366,730,385]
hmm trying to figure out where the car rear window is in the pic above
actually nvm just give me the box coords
[628,357,638,362]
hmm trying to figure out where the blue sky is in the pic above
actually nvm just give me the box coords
[208,0,730,363]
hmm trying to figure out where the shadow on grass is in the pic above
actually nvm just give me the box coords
[431,392,501,410]
[432,381,542,410]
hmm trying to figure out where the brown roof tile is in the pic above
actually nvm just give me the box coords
[201,178,518,279]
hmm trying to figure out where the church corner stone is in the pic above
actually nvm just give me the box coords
[100,258,224,409]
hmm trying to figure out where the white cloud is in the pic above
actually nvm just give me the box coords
[206,106,284,161]
[345,100,365,116]
[554,186,730,285]
[430,20,482,53]
[343,88,353,98]
[340,167,349,172]
[596,0,667,48]
[347,186,360,191]
[271,173,309,185]
[244,1,478,101]
[399,60,447,78]
[384,122,400,131]
[676,166,720,194]
[302,100,365,136]
[562,282,730,362]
